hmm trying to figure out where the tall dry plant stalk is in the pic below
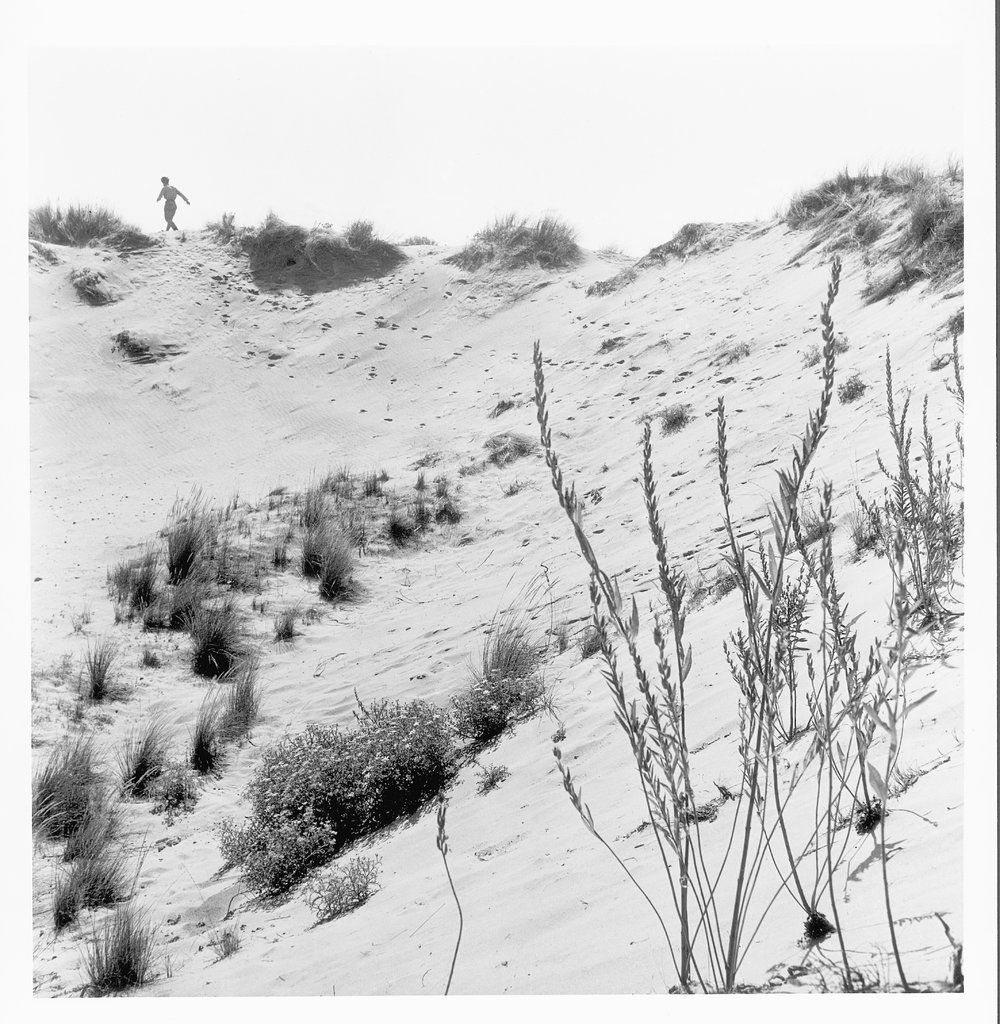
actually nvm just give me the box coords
[435,795,463,995]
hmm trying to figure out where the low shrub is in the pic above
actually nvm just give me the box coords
[476,764,510,795]
[71,267,117,305]
[304,855,382,922]
[186,599,246,677]
[658,404,692,435]
[33,735,101,841]
[81,902,158,994]
[220,697,454,893]
[579,625,602,659]
[838,372,866,403]
[485,431,536,466]
[118,718,169,799]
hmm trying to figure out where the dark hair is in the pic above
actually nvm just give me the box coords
[161,176,170,184]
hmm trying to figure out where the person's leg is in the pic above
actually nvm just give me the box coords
[165,203,177,230]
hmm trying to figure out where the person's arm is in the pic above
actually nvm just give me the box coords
[177,189,190,205]
[156,187,165,202]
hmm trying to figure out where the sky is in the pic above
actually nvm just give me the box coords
[28,42,965,255]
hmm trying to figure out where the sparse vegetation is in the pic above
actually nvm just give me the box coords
[490,398,516,418]
[401,235,435,246]
[189,691,223,775]
[205,212,239,244]
[71,267,118,305]
[485,431,536,467]
[476,764,510,794]
[273,607,297,642]
[305,855,382,922]
[53,844,130,930]
[151,762,199,818]
[446,214,580,272]
[29,203,152,249]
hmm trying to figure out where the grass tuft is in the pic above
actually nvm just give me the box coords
[33,735,102,841]
[485,431,537,467]
[118,718,170,799]
[81,902,158,994]
[447,214,580,272]
[185,599,246,677]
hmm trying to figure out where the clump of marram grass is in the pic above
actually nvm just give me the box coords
[165,494,214,584]
[434,475,450,499]
[185,599,246,677]
[803,334,850,367]
[401,234,435,246]
[446,214,581,273]
[720,340,751,364]
[798,505,835,547]
[849,498,884,558]
[80,638,120,702]
[451,609,547,745]
[387,508,416,547]
[208,924,242,960]
[485,431,537,467]
[107,549,159,619]
[117,718,170,799]
[189,692,223,775]
[53,843,130,930]
[436,497,463,525]
[300,482,327,529]
[30,202,135,247]
[838,372,866,403]
[139,647,162,669]
[143,573,211,631]
[305,855,382,923]
[414,471,427,492]
[361,472,383,498]
[413,497,432,531]
[33,735,102,841]
[219,657,262,741]
[658,404,692,435]
[63,791,120,862]
[316,533,355,602]
[273,607,297,642]
[81,902,158,995]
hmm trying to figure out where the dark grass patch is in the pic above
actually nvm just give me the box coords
[434,475,450,499]
[33,735,102,841]
[189,692,224,775]
[414,471,427,492]
[81,902,158,995]
[803,911,837,944]
[107,549,159,619]
[30,202,135,247]
[80,638,120,702]
[861,259,927,304]
[435,498,463,524]
[165,496,214,585]
[273,607,297,643]
[139,647,162,669]
[143,573,211,632]
[185,599,246,677]
[317,534,355,602]
[71,267,118,305]
[387,509,416,547]
[854,801,884,836]
[413,497,432,531]
[53,844,130,931]
[219,657,263,741]
[118,718,170,799]
[63,791,119,863]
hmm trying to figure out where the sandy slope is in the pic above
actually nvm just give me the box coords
[30,214,964,996]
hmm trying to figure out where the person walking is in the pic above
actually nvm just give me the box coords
[156,176,190,231]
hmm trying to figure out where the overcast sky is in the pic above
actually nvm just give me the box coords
[28,42,963,255]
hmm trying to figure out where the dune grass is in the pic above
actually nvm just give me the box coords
[107,549,159,620]
[33,735,102,841]
[118,717,170,799]
[219,657,262,741]
[29,203,154,249]
[447,214,580,272]
[80,638,121,702]
[81,902,158,994]
[185,599,246,677]
[189,691,224,775]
